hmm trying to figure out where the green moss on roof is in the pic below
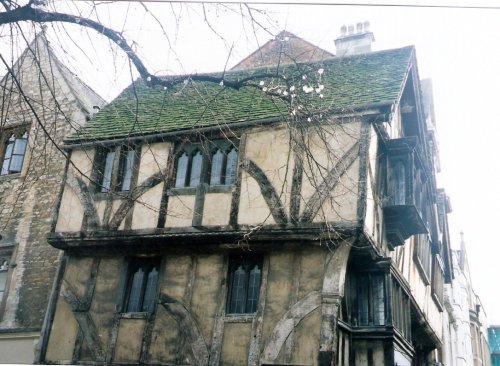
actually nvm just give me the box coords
[68,46,414,142]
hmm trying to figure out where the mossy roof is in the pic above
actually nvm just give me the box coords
[68,46,414,143]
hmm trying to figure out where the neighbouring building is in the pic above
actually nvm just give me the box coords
[442,232,491,366]
[38,26,455,365]
[489,326,500,366]
[0,32,104,363]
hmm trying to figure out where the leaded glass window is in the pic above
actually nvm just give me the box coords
[118,147,136,191]
[210,149,224,185]
[175,152,189,188]
[123,258,160,313]
[225,148,238,185]
[189,151,203,187]
[227,257,262,314]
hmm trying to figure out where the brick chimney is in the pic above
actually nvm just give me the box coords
[334,21,375,56]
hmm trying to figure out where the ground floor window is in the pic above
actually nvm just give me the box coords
[226,256,262,314]
[123,257,160,313]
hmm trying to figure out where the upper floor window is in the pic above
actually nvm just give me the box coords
[123,257,160,313]
[226,256,262,314]
[174,140,238,189]
[93,145,138,193]
[1,130,28,176]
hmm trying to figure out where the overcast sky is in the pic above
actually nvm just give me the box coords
[4,0,500,324]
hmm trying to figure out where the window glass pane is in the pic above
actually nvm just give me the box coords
[189,151,203,187]
[1,140,14,175]
[228,265,246,313]
[357,276,369,325]
[175,152,189,188]
[142,266,158,312]
[372,275,385,325]
[0,271,7,292]
[119,149,135,191]
[225,148,238,185]
[126,267,144,312]
[13,137,27,155]
[246,264,261,313]
[394,161,406,205]
[9,154,24,173]
[101,151,115,192]
[210,149,224,185]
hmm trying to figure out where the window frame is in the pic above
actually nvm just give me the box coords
[226,255,263,315]
[0,126,29,177]
[346,271,388,327]
[122,257,161,315]
[92,145,139,195]
[172,139,239,194]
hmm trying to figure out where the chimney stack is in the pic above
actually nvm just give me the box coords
[334,21,375,56]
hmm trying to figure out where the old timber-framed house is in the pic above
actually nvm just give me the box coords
[0,33,105,362]
[39,30,453,365]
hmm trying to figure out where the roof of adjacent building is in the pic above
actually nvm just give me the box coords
[68,44,414,143]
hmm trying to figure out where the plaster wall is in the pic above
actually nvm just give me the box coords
[43,246,331,365]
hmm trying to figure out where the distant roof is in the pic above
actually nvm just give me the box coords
[67,45,414,143]
[231,31,334,71]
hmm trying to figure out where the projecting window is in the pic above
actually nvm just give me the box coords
[93,145,138,193]
[174,140,238,189]
[345,272,386,326]
[123,257,160,313]
[226,256,262,314]
[392,279,411,341]
[0,259,8,302]
[1,131,28,176]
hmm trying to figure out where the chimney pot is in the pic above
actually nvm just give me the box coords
[340,25,347,36]
[335,21,375,56]
[348,25,354,35]
[364,21,370,32]
[356,22,363,33]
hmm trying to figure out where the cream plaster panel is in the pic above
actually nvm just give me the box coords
[262,252,294,346]
[291,308,321,365]
[114,319,146,363]
[70,148,95,185]
[131,183,163,230]
[165,195,195,228]
[55,186,84,232]
[190,255,224,345]
[95,200,106,226]
[202,193,232,226]
[313,159,359,222]
[45,297,78,362]
[238,171,275,225]
[137,142,170,184]
[244,126,294,216]
[300,121,361,211]
[162,255,191,301]
[220,322,251,366]
[64,257,93,300]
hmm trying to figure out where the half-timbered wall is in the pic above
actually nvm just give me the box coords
[44,246,340,365]
[55,121,363,234]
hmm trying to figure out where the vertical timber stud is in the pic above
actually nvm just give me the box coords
[229,134,247,227]
[356,121,372,224]
[284,251,301,362]
[208,255,229,366]
[318,239,353,366]
[290,129,305,225]
[174,256,197,364]
[34,252,68,364]
[157,143,176,228]
[248,256,269,366]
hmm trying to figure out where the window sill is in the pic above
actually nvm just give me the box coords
[0,172,22,182]
[169,184,234,196]
[224,313,256,323]
[120,312,150,319]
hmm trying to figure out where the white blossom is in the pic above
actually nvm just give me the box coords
[259,80,265,86]
[262,87,268,92]
[302,75,307,80]
[318,68,324,75]
[302,85,314,94]
[290,85,296,92]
